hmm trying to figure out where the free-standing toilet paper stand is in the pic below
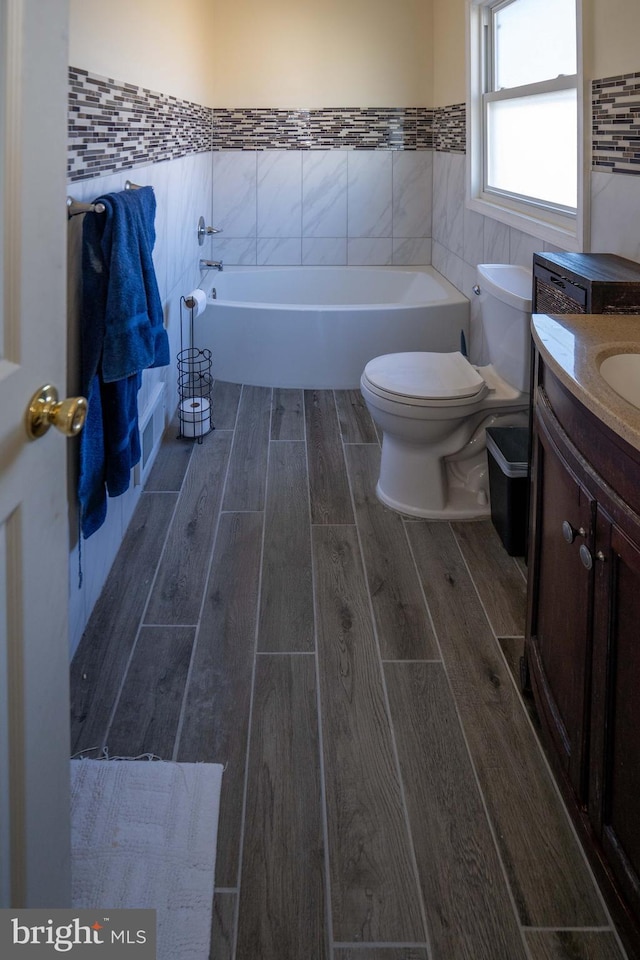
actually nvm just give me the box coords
[177,290,213,442]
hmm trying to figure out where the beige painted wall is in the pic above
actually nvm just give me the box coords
[68,0,217,105]
[432,0,466,107]
[430,0,640,109]
[70,1,638,113]
[209,0,432,107]
[69,0,433,108]
[589,0,640,79]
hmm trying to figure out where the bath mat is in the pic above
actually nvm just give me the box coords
[70,759,223,959]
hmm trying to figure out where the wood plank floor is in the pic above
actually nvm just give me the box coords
[70,382,628,960]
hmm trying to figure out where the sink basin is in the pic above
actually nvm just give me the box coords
[599,353,640,409]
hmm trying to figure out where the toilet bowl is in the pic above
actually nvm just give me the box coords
[360,264,532,519]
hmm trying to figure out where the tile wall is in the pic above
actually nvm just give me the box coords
[430,82,640,363]
[590,72,640,262]
[67,98,215,653]
[208,148,433,267]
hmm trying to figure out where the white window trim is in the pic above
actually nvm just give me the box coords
[466,0,589,252]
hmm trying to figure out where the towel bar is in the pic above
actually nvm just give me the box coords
[67,181,144,217]
[67,197,106,218]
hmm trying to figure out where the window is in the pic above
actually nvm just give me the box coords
[468,0,583,249]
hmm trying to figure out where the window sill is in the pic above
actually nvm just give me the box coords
[466,194,583,252]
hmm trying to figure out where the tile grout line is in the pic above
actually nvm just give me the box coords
[447,523,623,942]
[255,650,315,656]
[306,388,337,960]
[171,386,243,763]
[97,464,191,754]
[523,925,616,932]
[401,516,537,960]
[337,391,433,956]
[448,525,534,721]
[333,942,431,950]
[229,386,271,960]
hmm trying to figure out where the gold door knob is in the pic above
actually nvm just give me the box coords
[26,385,88,440]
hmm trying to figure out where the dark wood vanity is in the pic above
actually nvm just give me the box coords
[526,319,640,959]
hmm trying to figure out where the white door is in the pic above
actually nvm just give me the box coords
[0,0,73,906]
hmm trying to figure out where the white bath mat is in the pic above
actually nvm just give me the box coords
[70,759,223,959]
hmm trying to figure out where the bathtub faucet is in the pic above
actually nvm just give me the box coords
[200,259,224,271]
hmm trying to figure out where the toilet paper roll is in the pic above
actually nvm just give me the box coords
[184,287,207,318]
[180,397,211,438]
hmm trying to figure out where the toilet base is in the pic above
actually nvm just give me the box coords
[375,477,491,520]
[373,409,528,520]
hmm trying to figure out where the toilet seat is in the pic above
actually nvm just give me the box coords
[362,351,489,407]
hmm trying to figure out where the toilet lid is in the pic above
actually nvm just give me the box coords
[363,351,486,400]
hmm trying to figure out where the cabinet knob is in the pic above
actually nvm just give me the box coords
[562,520,586,544]
[579,544,593,570]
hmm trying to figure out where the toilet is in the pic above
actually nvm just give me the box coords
[360,263,533,519]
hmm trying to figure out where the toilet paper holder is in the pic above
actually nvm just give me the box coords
[177,294,214,443]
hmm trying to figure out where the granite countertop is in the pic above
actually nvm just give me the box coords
[531,312,640,453]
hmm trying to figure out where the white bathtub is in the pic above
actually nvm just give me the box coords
[194,266,469,389]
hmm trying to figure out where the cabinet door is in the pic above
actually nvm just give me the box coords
[529,415,595,800]
[591,507,640,921]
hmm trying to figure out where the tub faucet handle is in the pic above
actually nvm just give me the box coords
[197,215,223,245]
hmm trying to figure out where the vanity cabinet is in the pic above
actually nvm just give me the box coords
[527,351,640,956]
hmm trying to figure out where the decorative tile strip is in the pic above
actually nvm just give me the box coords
[68,67,212,181]
[417,108,436,150]
[592,72,640,175]
[434,103,466,154]
[68,67,438,181]
[211,107,434,150]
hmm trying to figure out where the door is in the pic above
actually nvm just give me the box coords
[528,410,595,801]
[0,0,72,906]
[591,507,640,922]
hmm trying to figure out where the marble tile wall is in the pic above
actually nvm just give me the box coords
[67,152,214,656]
[430,151,559,364]
[209,149,433,267]
[590,72,640,260]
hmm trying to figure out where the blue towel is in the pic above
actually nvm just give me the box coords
[96,187,169,381]
[78,186,169,539]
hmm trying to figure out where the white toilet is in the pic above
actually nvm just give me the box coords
[360,263,533,519]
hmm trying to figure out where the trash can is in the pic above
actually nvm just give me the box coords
[486,426,529,556]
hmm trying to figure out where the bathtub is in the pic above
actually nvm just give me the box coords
[194,266,469,389]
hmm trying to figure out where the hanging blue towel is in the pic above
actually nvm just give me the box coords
[97,188,169,381]
[78,186,169,539]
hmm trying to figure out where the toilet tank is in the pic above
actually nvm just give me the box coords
[477,263,533,393]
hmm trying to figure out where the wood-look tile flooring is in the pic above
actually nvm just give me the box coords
[70,382,628,960]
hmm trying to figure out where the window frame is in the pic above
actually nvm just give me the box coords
[467,0,587,251]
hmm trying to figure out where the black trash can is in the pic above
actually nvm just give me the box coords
[486,426,529,556]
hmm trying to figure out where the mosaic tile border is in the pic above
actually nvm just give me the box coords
[68,67,212,181]
[69,68,470,181]
[593,72,640,176]
[71,66,640,180]
[434,103,466,154]
[211,107,435,150]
